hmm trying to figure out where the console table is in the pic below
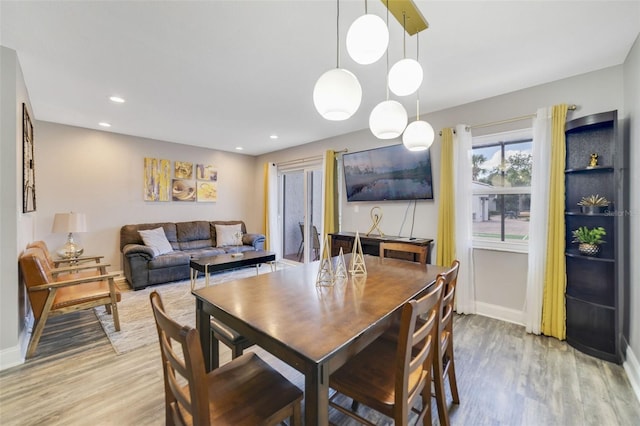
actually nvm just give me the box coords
[329,232,434,264]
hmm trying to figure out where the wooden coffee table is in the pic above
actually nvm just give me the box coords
[189,250,276,289]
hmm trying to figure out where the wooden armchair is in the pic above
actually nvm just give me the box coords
[19,247,121,358]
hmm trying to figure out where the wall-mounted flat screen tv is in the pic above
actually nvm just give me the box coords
[343,144,434,202]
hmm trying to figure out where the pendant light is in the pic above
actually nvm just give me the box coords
[346,0,389,65]
[388,12,423,97]
[369,1,407,139]
[403,33,434,151]
[314,0,362,121]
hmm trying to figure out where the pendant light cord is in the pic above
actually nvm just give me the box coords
[402,12,407,59]
[416,32,420,119]
[336,0,340,68]
[385,0,390,100]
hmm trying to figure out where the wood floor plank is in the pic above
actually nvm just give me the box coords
[1,310,639,425]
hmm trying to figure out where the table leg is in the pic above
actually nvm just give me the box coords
[305,362,329,426]
[190,268,196,290]
[195,299,213,372]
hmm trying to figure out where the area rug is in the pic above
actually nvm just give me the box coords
[95,262,293,355]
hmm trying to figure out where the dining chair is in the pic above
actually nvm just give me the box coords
[149,291,303,426]
[328,278,444,425]
[19,247,121,358]
[297,223,321,262]
[209,317,253,369]
[433,259,461,426]
[379,241,428,265]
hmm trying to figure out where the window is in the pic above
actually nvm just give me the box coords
[472,129,532,252]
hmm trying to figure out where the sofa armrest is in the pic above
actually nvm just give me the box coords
[122,243,155,260]
[243,233,265,251]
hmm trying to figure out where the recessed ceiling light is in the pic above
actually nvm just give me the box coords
[270,134,279,140]
[99,122,111,127]
[235,146,244,151]
[109,96,125,103]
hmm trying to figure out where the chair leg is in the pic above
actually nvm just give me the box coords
[111,302,121,331]
[105,304,112,314]
[421,385,432,426]
[433,354,450,426]
[446,343,460,404]
[26,290,56,358]
[26,317,47,359]
[291,400,302,426]
[212,337,221,369]
[231,344,244,359]
[296,240,303,261]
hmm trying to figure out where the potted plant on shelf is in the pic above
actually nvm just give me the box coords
[572,226,606,256]
[577,194,610,214]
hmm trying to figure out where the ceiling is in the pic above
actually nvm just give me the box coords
[1,1,639,156]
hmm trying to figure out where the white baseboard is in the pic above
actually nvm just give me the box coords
[475,301,524,326]
[0,345,24,371]
[624,345,640,404]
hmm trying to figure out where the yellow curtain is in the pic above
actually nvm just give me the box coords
[323,150,337,240]
[263,162,271,251]
[436,128,456,266]
[541,104,568,339]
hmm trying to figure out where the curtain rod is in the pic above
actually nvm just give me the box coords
[276,148,348,167]
[438,104,577,136]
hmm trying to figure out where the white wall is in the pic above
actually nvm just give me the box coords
[34,122,260,271]
[623,34,640,399]
[0,47,35,369]
[254,65,625,323]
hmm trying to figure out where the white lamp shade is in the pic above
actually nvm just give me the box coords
[313,68,362,121]
[388,58,423,96]
[52,212,87,233]
[369,100,408,139]
[346,14,389,65]
[402,120,435,151]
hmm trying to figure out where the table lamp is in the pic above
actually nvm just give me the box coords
[52,212,87,259]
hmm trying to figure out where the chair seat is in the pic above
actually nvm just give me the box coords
[53,280,121,310]
[196,352,302,425]
[330,336,424,414]
[210,318,248,344]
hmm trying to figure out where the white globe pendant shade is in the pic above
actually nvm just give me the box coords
[402,120,435,151]
[346,14,389,65]
[388,58,423,96]
[313,68,362,121]
[369,100,408,139]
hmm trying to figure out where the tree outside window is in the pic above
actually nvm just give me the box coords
[471,136,532,244]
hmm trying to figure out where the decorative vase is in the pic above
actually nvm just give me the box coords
[580,205,607,214]
[578,243,600,256]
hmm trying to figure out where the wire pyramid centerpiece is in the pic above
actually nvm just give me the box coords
[349,231,367,276]
[334,247,348,280]
[316,235,335,287]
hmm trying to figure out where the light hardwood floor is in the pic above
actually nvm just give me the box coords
[1,310,638,425]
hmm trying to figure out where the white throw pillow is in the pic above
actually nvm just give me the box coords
[215,224,243,247]
[139,227,173,256]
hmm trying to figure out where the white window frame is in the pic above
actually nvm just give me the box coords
[472,128,533,253]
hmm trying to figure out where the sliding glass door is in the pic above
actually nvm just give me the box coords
[279,165,322,263]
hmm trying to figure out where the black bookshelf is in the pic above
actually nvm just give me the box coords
[564,110,628,364]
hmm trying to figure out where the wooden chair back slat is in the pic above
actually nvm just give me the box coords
[380,241,428,265]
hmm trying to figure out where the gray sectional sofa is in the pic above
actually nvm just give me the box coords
[120,220,265,290]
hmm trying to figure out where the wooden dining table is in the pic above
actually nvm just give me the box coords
[192,254,447,425]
